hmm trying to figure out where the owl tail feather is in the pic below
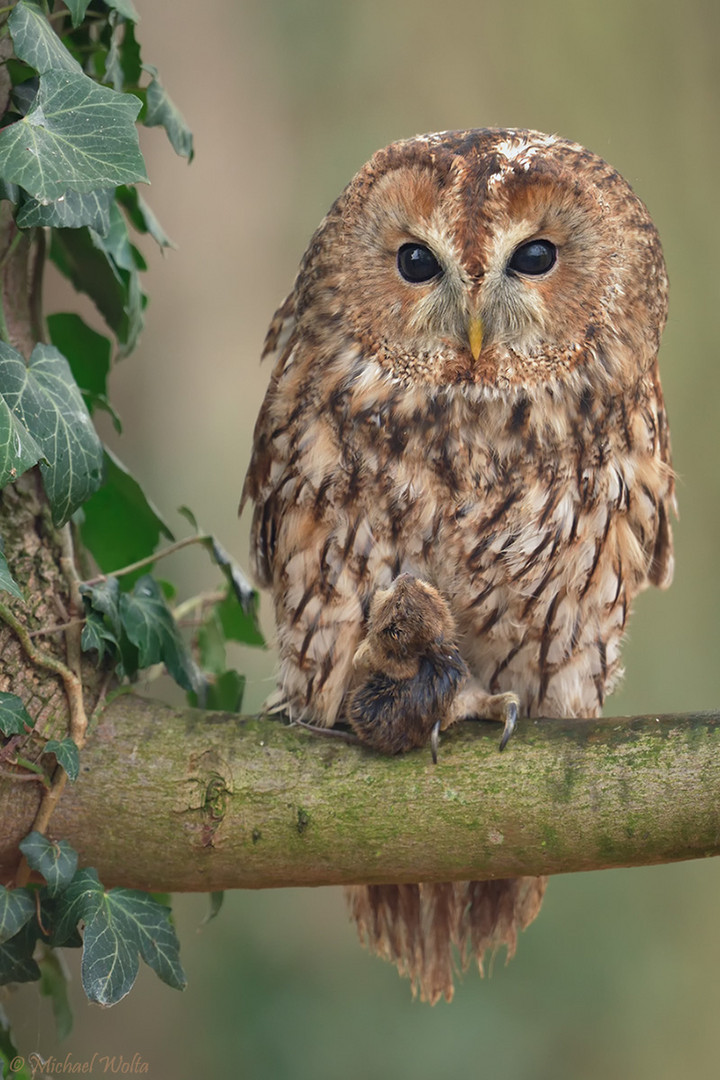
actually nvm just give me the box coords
[344,876,547,1004]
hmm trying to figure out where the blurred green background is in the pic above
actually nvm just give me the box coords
[9,0,720,1076]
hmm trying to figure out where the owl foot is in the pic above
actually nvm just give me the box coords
[448,681,521,751]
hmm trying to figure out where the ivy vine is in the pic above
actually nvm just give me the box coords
[0,1,262,1064]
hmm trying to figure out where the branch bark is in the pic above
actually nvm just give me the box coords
[2,697,718,891]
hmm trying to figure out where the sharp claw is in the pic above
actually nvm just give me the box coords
[430,720,440,765]
[499,701,518,752]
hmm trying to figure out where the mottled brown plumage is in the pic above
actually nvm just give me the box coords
[242,128,674,1002]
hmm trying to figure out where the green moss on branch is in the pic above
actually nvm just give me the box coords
[2,697,719,891]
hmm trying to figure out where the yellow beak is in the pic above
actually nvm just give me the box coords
[468,314,484,361]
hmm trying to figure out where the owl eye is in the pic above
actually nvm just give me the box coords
[507,239,557,276]
[397,243,442,283]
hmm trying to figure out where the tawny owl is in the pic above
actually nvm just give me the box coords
[241,128,674,1003]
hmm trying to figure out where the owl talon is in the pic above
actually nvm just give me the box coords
[499,701,518,751]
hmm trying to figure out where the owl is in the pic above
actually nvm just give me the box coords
[242,129,674,1003]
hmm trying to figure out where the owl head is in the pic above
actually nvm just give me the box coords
[293,129,667,397]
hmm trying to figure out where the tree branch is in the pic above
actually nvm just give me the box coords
[2,698,718,890]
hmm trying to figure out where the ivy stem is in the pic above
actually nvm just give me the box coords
[27,618,86,638]
[172,588,224,623]
[82,533,211,587]
[0,598,88,886]
[0,229,23,273]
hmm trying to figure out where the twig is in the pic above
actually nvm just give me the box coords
[83,534,210,587]
[28,618,86,638]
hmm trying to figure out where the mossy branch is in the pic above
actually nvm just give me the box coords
[1,698,718,891]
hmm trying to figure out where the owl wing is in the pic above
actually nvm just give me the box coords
[645,359,675,590]
[240,292,297,587]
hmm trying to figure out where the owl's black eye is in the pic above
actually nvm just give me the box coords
[507,239,557,276]
[397,243,442,283]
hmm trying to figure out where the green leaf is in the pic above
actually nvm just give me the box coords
[82,912,139,1005]
[99,890,186,994]
[80,576,122,635]
[49,869,185,1005]
[0,180,20,204]
[80,576,139,677]
[119,575,206,694]
[216,588,265,647]
[104,19,142,92]
[0,886,35,945]
[47,313,112,400]
[43,738,79,781]
[197,610,226,675]
[79,449,173,582]
[17,188,114,234]
[0,921,40,985]
[18,833,78,897]
[64,0,93,27]
[0,549,24,602]
[144,73,194,161]
[116,185,175,249]
[106,0,140,21]
[50,220,145,353]
[46,867,103,947]
[202,891,224,926]
[9,1,82,75]
[189,668,245,713]
[39,949,73,1040]
[80,607,118,663]
[208,538,257,612]
[0,691,33,736]
[0,351,45,489]
[0,342,104,525]
[0,71,147,202]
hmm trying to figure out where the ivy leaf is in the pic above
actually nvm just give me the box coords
[216,587,265,647]
[50,218,145,353]
[202,891,224,926]
[64,0,93,27]
[0,691,33,736]
[106,0,140,21]
[80,576,122,636]
[80,576,139,677]
[0,550,24,602]
[0,886,35,946]
[17,188,114,234]
[47,869,185,1005]
[99,890,186,994]
[0,921,40,985]
[9,1,82,75]
[0,363,45,490]
[47,313,112,402]
[0,342,104,526]
[116,185,175,250]
[39,949,74,1040]
[44,738,80,781]
[79,449,173,583]
[81,607,119,665]
[64,0,140,29]
[0,180,20,204]
[189,669,245,713]
[144,71,194,161]
[18,833,78,897]
[208,538,256,612]
[0,71,147,202]
[46,867,103,947]
[120,575,206,695]
[104,19,142,92]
